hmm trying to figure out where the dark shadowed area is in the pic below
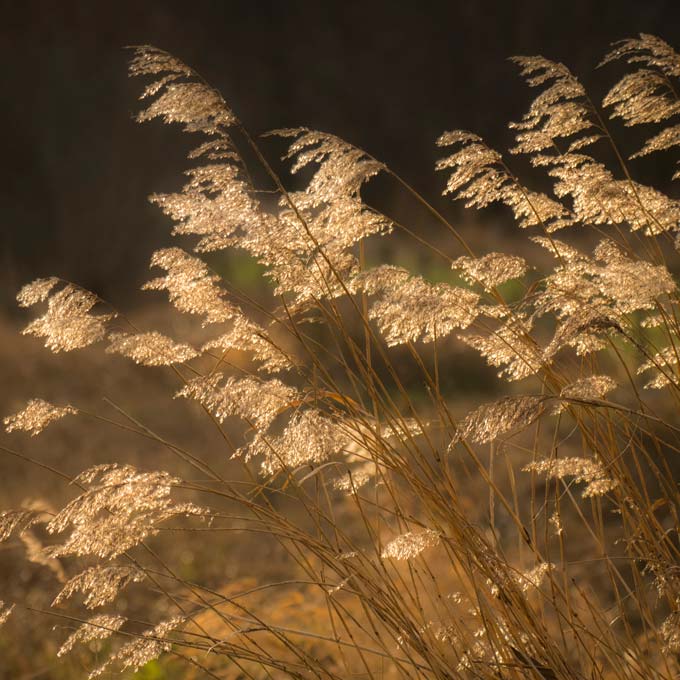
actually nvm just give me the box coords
[3,0,680,309]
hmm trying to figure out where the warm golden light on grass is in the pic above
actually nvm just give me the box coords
[4,33,680,679]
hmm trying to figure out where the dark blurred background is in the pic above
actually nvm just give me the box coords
[3,0,680,312]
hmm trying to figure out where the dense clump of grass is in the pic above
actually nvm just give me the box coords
[4,34,680,678]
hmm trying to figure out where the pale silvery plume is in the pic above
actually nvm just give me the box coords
[452,396,546,445]
[129,45,235,133]
[255,128,392,306]
[131,47,289,302]
[533,242,601,318]
[507,52,680,234]
[4,399,77,437]
[19,283,113,353]
[89,616,185,679]
[544,308,621,359]
[57,614,126,658]
[16,277,60,307]
[202,315,293,373]
[11,38,680,677]
[142,248,293,370]
[601,33,680,77]
[488,562,555,598]
[524,457,618,498]
[132,46,393,311]
[151,162,272,255]
[246,409,348,476]
[548,156,680,235]
[133,48,279,263]
[353,265,480,346]
[530,235,583,262]
[460,313,543,381]
[637,346,680,389]
[274,128,385,202]
[591,239,676,312]
[381,529,441,561]
[531,236,674,364]
[536,237,675,319]
[332,464,374,493]
[53,565,146,609]
[176,372,298,430]
[260,197,390,306]
[553,375,618,413]
[106,331,198,366]
[530,243,613,357]
[603,69,680,127]
[453,252,528,290]
[601,34,680,164]
[45,464,206,559]
[436,130,574,232]
[0,509,37,542]
[142,248,238,325]
[509,56,597,156]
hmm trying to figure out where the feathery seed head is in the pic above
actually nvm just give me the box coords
[453,253,528,289]
[16,277,60,307]
[554,375,618,413]
[45,464,207,559]
[202,315,293,372]
[524,457,617,498]
[247,409,347,476]
[53,565,146,609]
[4,399,77,436]
[106,331,198,366]
[90,616,184,678]
[0,509,37,542]
[143,248,238,324]
[58,614,126,658]
[176,373,297,430]
[381,529,441,561]
[21,284,113,353]
[460,314,543,381]
[354,265,480,346]
[453,395,545,445]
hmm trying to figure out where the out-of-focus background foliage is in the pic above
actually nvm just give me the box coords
[3,2,680,677]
